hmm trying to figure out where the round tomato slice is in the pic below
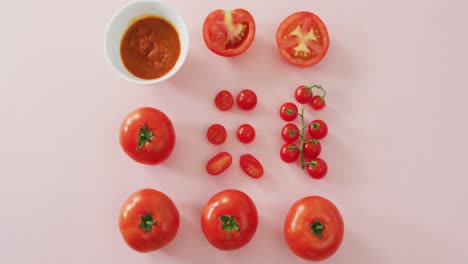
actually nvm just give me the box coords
[207,124,227,145]
[215,90,234,111]
[203,8,256,57]
[240,154,264,179]
[206,152,232,176]
[276,11,329,67]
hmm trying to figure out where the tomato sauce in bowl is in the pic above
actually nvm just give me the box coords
[120,16,181,80]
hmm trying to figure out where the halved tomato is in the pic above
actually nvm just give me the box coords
[206,152,232,175]
[276,11,329,67]
[240,154,263,179]
[203,8,256,57]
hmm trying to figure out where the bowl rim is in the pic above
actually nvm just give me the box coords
[104,0,190,85]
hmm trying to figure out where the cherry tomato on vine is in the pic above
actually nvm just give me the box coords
[237,89,257,110]
[303,139,321,159]
[203,9,256,57]
[207,124,227,145]
[308,120,328,140]
[280,142,299,163]
[280,102,298,121]
[119,107,175,165]
[240,154,263,179]
[281,123,300,143]
[201,189,258,250]
[295,85,313,104]
[206,152,232,176]
[215,90,234,111]
[237,124,255,143]
[284,196,344,261]
[306,158,328,179]
[311,96,326,110]
[119,188,180,253]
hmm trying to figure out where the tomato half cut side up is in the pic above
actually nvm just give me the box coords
[203,8,256,57]
[240,154,264,179]
[206,152,233,175]
[276,11,329,67]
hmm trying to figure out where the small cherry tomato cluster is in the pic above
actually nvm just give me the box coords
[206,90,264,179]
[279,85,329,179]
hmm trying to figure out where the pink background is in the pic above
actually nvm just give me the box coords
[1,0,467,263]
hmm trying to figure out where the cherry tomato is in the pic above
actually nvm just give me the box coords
[284,196,344,261]
[308,119,328,139]
[295,85,313,104]
[240,154,263,179]
[236,89,257,110]
[206,152,232,176]
[279,102,298,121]
[303,139,321,159]
[276,11,329,67]
[207,124,227,145]
[237,124,255,143]
[311,95,326,110]
[119,107,175,165]
[306,158,328,179]
[215,90,234,111]
[119,188,180,253]
[281,123,300,143]
[203,9,256,57]
[280,142,299,163]
[201,189,258,250]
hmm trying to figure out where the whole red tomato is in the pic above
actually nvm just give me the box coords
[306,158,328,179]
[309,119,328,140]
[119,188,180,253]
[119,107,175,165]
[284,196,344,261]
[201,189,258,250]
[237,89,258,110]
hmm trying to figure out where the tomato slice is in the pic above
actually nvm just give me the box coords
[240,154,264,179]
[207,124,227,145]
[203,8,256,57]
[215,90,234,111]
[206,152,232,175]
[276,11,329,67]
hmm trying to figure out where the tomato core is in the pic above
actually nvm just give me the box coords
[139,212,157,233]
[220,215,240,239]
[310,220,324,239]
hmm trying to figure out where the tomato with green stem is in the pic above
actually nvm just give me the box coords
[276,11,329,67]
[303,139,321,159]
[203,9,256,57]
[119,107,175,165]
[280,142,300,163]
[201,189,258,250]
[284,196,344,261]
[206,152,232,175]
[310,85,327,110]
[281,123,300,143]
[295,85,314,104]
[240,154,263,179]
[215,90,234,111]
[280,102,298,121]
[119,188,180,253]
[309,119,328,140]
[306,158,328,179]
[207,124,227,145]
[237,124,255,143]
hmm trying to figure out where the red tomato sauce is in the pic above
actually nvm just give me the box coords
[120,16,180,79]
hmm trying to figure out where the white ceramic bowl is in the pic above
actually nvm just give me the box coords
[105,0,189,85]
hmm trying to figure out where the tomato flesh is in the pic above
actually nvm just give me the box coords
[276,11,329,67]
[206,152,232,175]
[215,90,234,111]
[203,9,256,57]
[240,154,263,178]
[207,124,227,145]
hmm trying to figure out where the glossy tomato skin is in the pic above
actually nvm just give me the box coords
[237,89,257,110]
[309,119,328,139]
[206,152,232,175]
[303,139,321,159]
[240,154,263,178]
[215,90,234,111]
[237,124,255,143]
[203,9,256,57]
[120,107,175,165]
[306,158,328,179]
[201,189,258,250]
[279,102,298,121]
[311,96,326,110]
[280,142,299,163]
[281,123,300,142]
[284,196,344,261]
[295,85,313,104]
[276,11,329,67]
[119,188,180,253]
